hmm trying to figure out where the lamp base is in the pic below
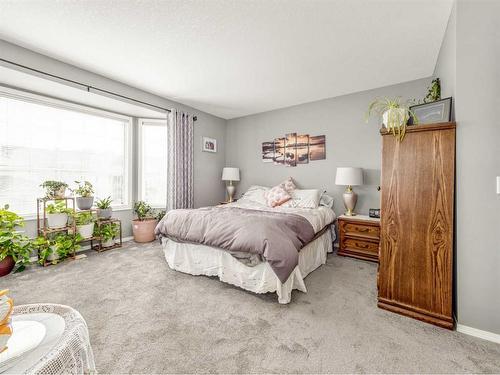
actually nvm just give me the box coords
[226,185,236,202]
[343,186,358,216]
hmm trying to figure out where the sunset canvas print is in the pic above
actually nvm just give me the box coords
[262,134,325,165]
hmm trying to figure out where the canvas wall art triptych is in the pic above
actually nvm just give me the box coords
[262,133,325,166]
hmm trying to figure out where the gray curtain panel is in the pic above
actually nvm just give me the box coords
[166,110,194,210]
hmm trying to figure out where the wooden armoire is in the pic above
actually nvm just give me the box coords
[378,122,456,329]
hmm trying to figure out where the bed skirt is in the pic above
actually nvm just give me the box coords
[161,228,334,303]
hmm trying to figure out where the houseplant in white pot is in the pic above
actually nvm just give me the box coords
[96,222,119,248]
[40,180,68,199]
[0,205,31,276]
[72,181,95,210]
[74,211,95,239]
[96,196,113,219]
[34,233,82,265]
[46,201,72,229]
[366,97,418,141]
[132,201,158,243]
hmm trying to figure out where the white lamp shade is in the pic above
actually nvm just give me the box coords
[222,167,240,181]
[335,167,363,186]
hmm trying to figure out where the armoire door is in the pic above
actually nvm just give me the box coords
[378,123,456,329]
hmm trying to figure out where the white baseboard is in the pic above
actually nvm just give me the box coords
[457,324,500,344]
[29,236,134,262]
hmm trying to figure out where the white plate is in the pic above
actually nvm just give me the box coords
[0,321,46,373]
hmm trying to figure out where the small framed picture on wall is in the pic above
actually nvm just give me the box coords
[202,136,217,153]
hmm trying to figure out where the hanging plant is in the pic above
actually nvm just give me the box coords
[365,97,418,142]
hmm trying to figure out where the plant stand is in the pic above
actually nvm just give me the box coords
[36,197,77,267]
[91,218,122,253]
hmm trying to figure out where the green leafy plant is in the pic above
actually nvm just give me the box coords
[424,78,441,103]
[46,201,73,215]
[34,233,82,265]
[72,181,94,197]
[0,205,32,273]
[366,97,418,141]
[155,209,166,222]
[95,222,120,241]
[96,196,112,209]
[133,201,154,221]
[40,180,68,198]
[73,211,95,226]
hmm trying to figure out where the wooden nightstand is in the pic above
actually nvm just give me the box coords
[338,214,380,262]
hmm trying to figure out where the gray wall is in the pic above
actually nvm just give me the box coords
[434,0,500,335]
[0,40,227,238]
[225,79,430,217]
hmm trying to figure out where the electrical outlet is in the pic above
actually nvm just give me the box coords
[497,176,500,194]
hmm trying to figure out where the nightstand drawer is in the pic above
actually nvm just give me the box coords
[343,238,379,256]
[343,222,380,240]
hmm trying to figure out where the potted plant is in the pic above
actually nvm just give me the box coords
[366,97,418,141]
[34,233,82,265]
[132,201,158,243]
[96,196,113,219]
[96,222,119,248]
[40,180,68,199]
[46,201,72,229]
[74,211,95,239]
[72,181,95,210]
[0,205,32,276]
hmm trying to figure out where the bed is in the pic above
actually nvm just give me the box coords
[155,184,336,303]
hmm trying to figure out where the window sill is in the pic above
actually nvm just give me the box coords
[21,205,133,222]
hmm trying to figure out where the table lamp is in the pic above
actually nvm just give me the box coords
[335,167,363,216]
[222,167,240,202]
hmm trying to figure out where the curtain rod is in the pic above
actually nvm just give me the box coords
[0,57,198,120]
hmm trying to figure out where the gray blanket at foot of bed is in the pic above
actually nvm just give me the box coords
[154,206,315,283]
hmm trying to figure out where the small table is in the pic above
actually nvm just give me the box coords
[0,304,95,374]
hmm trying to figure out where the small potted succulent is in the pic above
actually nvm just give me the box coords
[366,97,418,142]
[72,181,95,210]
[96,196,113,219]
[40,180,68,199]
[46,201,72,229]
[96,222,120,248]
[74,211,96,239]
[132,201,158,243]
[0,205,32,276]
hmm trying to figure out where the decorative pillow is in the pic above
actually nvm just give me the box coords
[281,189,322,209]
[240,185,269,205]
[265,185,292,207]
[319,192,334,208]
[279,177,296,193]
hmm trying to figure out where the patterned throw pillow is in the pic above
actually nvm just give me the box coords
[265,185,292,207]
[279,177,296,193]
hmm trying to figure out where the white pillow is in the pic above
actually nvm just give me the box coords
[281,189,322,209]
[239,185,269,205]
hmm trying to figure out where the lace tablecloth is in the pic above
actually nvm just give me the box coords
[5,304,96,374]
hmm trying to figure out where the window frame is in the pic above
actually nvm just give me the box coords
[0,85,134,219]
[137,118,168,209]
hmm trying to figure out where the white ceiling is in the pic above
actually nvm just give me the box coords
[0,0,453,119]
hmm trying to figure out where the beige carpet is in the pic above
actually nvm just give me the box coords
[3,241,500,374]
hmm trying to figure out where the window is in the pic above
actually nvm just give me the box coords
[138,119,167,208]
[0,88,132,216]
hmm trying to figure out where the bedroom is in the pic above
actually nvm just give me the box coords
[0,0,499,374]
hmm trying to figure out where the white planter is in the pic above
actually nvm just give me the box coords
[102,239,115,248]
[46,245,59,261]
[46,213,68,229]
[382,108,408,129]
[77,223,95,239]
